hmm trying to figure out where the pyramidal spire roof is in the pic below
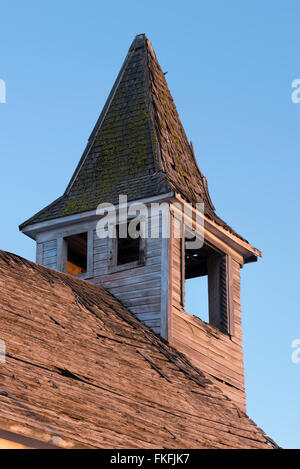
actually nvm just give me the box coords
[20,34,241,238]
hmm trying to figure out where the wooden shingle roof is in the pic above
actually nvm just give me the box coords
[0,250,276,448]
[20,34,245,241]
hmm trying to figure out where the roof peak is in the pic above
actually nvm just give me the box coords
[130,33,147,48]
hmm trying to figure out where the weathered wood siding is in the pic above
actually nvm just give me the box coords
[91,215,166,335]
[38,240,57,270]
[168,216,246,411]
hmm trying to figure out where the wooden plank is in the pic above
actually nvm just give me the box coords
[172,309,244,361]
[100,271,161,288]
[43,240,57,252]
[108,279,161,294]
[121,296,162,307]
[135,311,161,321]
[36,243,43,264]
[112,287,161,301]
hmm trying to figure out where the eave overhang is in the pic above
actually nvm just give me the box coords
[171,193,262,265]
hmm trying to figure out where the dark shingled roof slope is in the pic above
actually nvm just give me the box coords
[20,34,244,240]
[0,250,277,448]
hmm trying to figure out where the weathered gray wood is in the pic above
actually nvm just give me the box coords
[91,215,165,333]
[227,255,235,336]
[207,253,234,335]
[36,243,43,264]
[42,240,58,270]
[56,237,66,272]
[113,287,161,301]
[87,230,94,277]
[180,225,185,307]
[160,230,170,340]
[207,253,221,330]
[43,240,56,252]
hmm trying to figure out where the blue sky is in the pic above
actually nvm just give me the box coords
[0,0,299,448]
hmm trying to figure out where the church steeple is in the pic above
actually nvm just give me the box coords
[20,34,262,412]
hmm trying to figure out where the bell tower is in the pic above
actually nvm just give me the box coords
[20,34,261,412]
